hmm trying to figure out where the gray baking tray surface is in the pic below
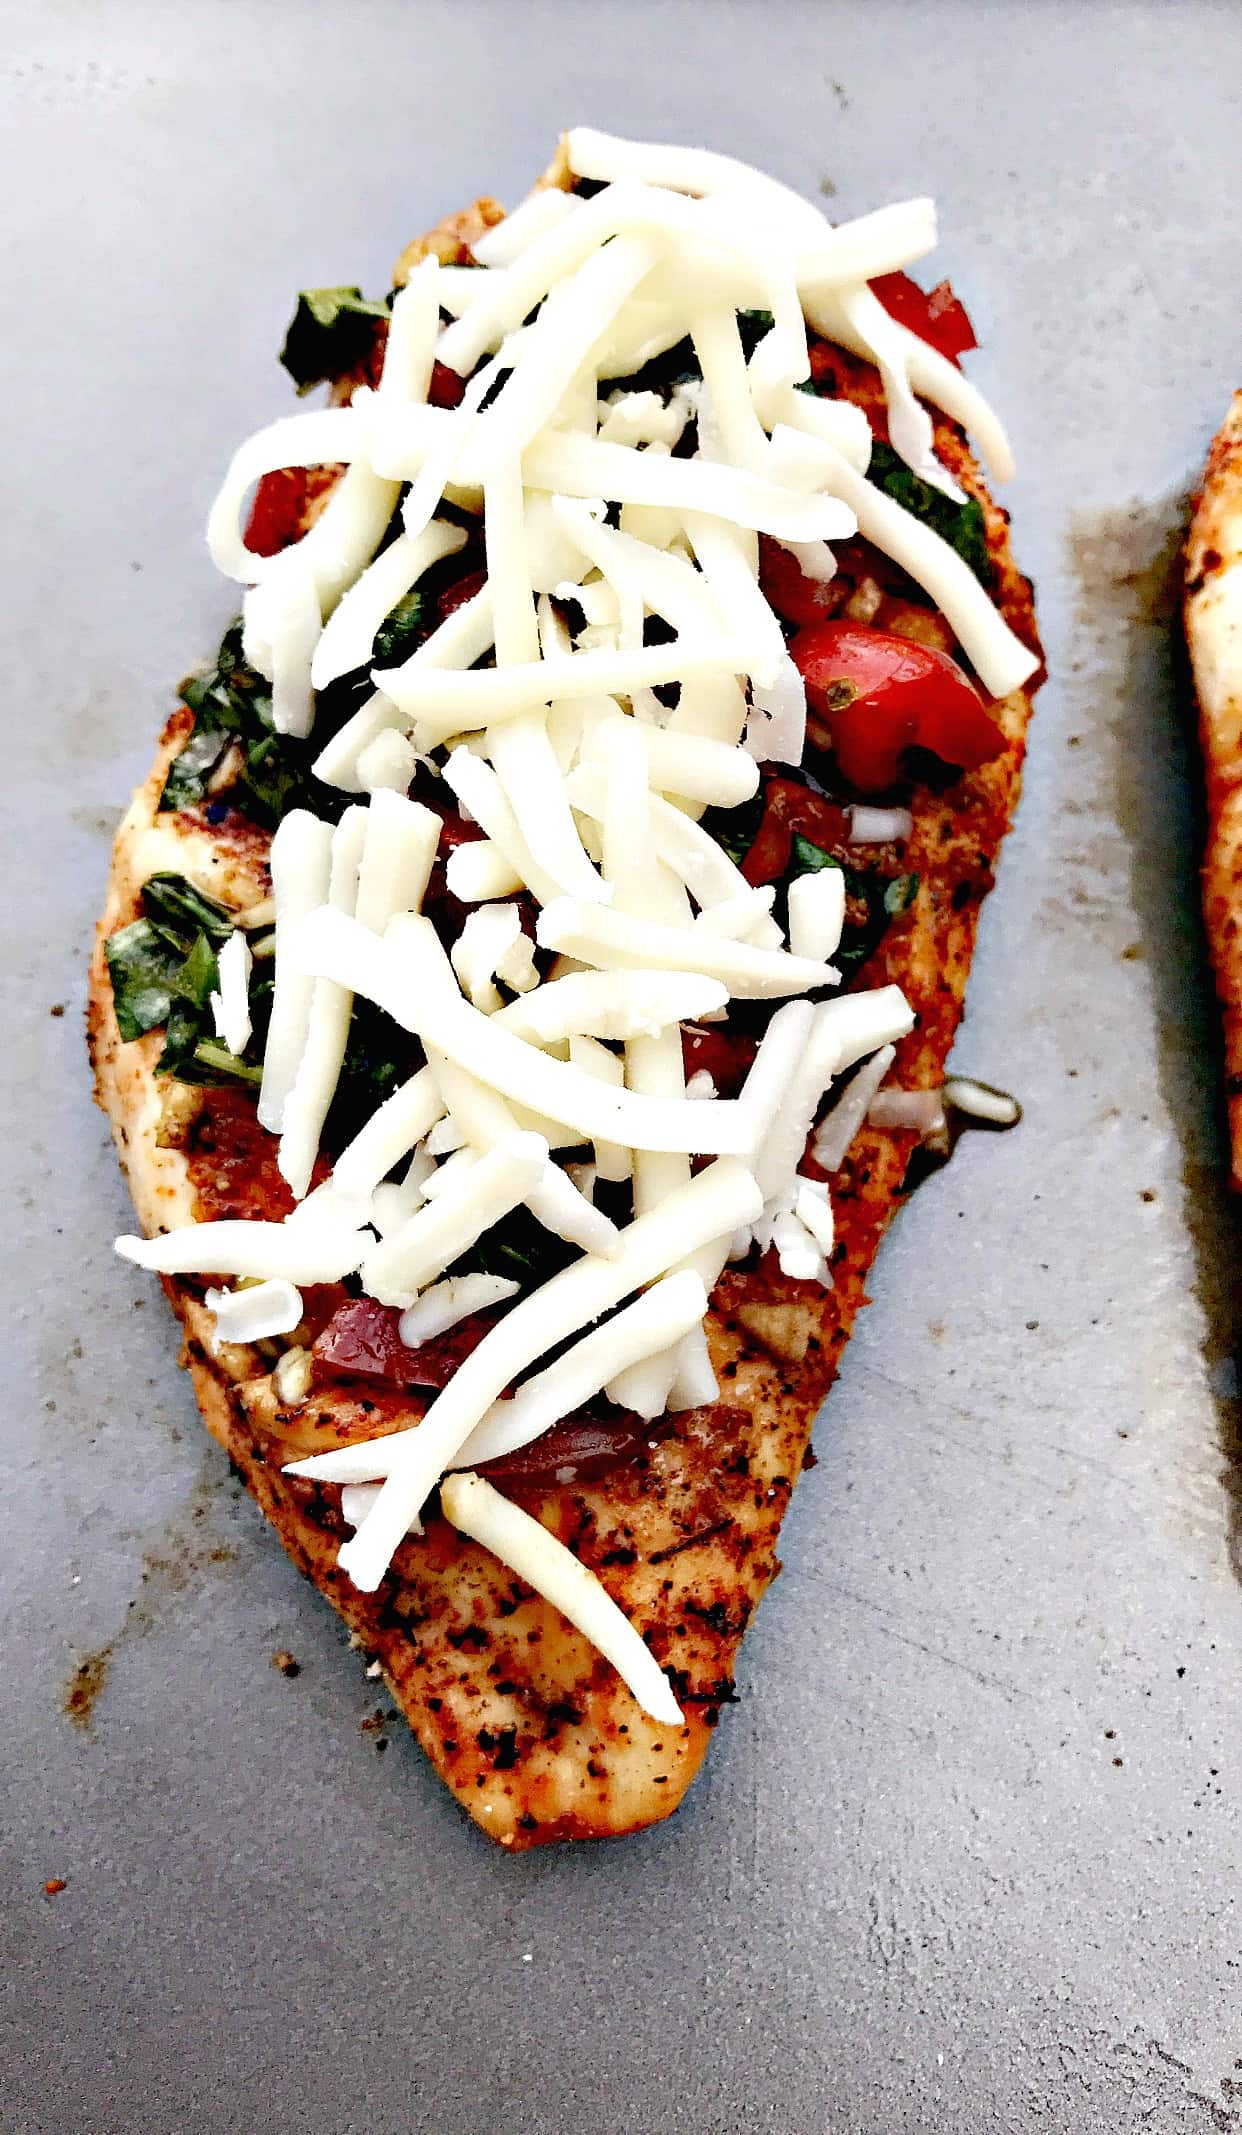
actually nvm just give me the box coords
[4,3,1241,2129]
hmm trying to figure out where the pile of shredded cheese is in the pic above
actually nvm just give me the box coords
[116,128,1038,1726]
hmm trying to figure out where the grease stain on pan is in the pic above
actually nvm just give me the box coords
[60,1451,241,1734]
[1067,492,1242,1579]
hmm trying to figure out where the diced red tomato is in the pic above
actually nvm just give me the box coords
[437,566,487,622]
[737,776,852,887]
[429,359,467,409]
[312,1297,500,1392]
[758,536,839,628]
[790,621,1003,793]
[872,272,977,367]
[681,1022,758,1098]
[244,467,312,559]
[478,1412,647,1490]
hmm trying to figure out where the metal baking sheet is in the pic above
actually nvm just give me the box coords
[5,4,1241,2128]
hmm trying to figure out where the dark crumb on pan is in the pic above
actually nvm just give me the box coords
[271,1648,301,1677]
[49,1003,65,1018]
[62,1647,112,1730]
[44,1878,67,1897]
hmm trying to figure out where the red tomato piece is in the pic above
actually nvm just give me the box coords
[872,272,977,367]
[437,566,487,622]
[790,622,1003,793]
[737,777,852,886]
[757,536,839,627]
[312,1298,500,1391]
[244,467,312,559]
[478,1412,647,1490]
[429,360,467,409]
[681,1022,758,1098]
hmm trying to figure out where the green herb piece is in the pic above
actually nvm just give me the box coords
[161,619,332,827]
[171,931,220,1010]
[865,441,991,584]
[883,871,920,916]
[191,1041,264,1086]
[105,871,267,1090]
[104,920,181,1042]
[790,833,843,877]
[372,588,427,668]
[279,286,390,394]
[142,874,234,947]
[159,724,232,811]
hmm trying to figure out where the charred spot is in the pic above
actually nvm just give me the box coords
[587,1758,605,1779]
[492,1727,519,1771]
[426,1696,442,1713]
[447,1622,491,1653]
[543,1697,584,1737]
[518,1812,538,1832]
[599,1545,637,1568]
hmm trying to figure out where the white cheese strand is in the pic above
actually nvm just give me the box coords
[565,763,783,947]
[210,929,253,1058]
[311,518,466,688]
[398,1273,520,1347]
[442,747,572,909]
[536,897,836,1000]
[568,1034,630,1185]
[278,805,368,1201]
[457,1271,708,1468]
[258,811,334,1134]
[440,1473,683,1727]
[330,1066,443,1202]
[812,1044,899,1172]
[292,907,759,1156]
[771,400,1037,697]
[464,233,657,476]
[383,637,762,742]
[425,1045,620,1259]
[360,1131,549,1308]
[787,870,846,961]
[286,1160,764,1589]
[525,431,854,545]
[206,408,364,583]
[116,1220,368,1286]
[205,1278,304,1347]
[354,791,441,931]
[444,838,524,903]
[497,969,727,1044]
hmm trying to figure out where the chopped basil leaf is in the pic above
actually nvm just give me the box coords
[279,285,390,395]
[865,441,992,585]
[159,723,231,812]
[884,871,920,915]
[104,920,181,1042]
[142,874,234,947]
[162,619,346,828]
[790,833,843,877]
[372,588,427,668]
[192,1040,264,1086]
[171,930,220,1010]
[105,871,265,1089]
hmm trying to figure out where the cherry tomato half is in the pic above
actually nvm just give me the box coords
[790,621,1003,793]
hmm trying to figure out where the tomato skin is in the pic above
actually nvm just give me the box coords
[790,622,1003,792]
[437,565,487,622]
[735,777,852,887]
[758,536,839,627]
[871,272,977,367]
